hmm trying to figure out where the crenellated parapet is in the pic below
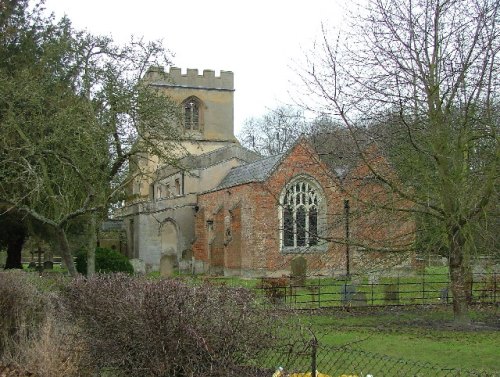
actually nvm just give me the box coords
[145,66,234,91]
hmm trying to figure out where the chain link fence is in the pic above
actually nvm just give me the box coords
[258,338,499,377]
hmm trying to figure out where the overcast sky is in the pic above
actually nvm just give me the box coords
[44,0,346,134]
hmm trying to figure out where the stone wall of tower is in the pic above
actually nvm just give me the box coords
[145,66,236,143]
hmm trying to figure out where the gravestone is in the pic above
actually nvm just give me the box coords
[340,283,356,305]
[384,284,399,304]
[290,256,307,286]
[160,255,176,277]
[43,260,53,270]
[440,287,449,303]
[368,273,379,285]
[352,291,368,307]
[129,258,146,275]
[415,257,426,273]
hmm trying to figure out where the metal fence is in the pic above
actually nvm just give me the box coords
[259,338,499,377]
[256,272,498,309]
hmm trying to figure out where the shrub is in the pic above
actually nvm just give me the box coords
[0,271,47,356]
[75,247,133,275]
[257,277,289,303]
[64,274,284,376]
[0,271,85,376]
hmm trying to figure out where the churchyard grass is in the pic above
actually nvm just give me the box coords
[297,306,500,373]
[174,270,498,373]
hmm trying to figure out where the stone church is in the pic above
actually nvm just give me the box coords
[118,67,414,277]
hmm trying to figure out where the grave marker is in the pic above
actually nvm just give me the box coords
[291,256,307,286]
[341,283,356,305]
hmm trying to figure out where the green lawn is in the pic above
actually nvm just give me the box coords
[299,306,500,373]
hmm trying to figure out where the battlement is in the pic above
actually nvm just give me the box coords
[145,66,234,91]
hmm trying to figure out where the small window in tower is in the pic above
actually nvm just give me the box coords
[175,178,181,195]
[184,97,200,130]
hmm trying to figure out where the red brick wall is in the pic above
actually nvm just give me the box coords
[342,145,416,269]
[225,204,242,270]
[194,141,347,276]
[193,141,414,276]
[211,207,224,269]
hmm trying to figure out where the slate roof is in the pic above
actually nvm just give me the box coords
[217,153,284,190]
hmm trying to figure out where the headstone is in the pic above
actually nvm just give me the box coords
[440,287,449,303]
[178,260,192,274]
[43,260,53,270]
[28,261,37,269]
[160,255,176,277]
[384,284,399,304]
[368,273,379,285]
[290,256,307,286]
[340,283,356,305]
[352,292,367,307]
[129,258,146,275]
[415,257,426,273]
[351,276,363,286]
[473,265,486,276]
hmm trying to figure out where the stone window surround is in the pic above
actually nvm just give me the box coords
[278,175,328,254]
[182,96,204,132]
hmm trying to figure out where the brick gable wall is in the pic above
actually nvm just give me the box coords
[193,141,414,277]
[193,141,347,277]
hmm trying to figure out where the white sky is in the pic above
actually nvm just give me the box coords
[44,0,346,134]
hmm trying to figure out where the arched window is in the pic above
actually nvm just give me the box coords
[183,96,201,131]
[280,177,324,250]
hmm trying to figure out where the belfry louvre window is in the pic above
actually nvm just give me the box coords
[281,180,321,248]
[183,97,200,130]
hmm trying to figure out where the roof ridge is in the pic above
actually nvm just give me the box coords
[216,153,284,190]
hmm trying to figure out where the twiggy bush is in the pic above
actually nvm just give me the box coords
[12,312,87,377]
[64,274,282,376]
[0,271,85,377]
[0,271,46,356]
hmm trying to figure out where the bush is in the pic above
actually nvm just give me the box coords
[75,247,133,275]
[0,271,46,356]
[0,271,84,376]
[64,274,283,376]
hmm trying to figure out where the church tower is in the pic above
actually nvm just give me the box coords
[144,66,238,155]
[121,67,260,273]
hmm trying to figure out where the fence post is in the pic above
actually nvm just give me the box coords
[311,335,318,377]
[318,278,321,309]
[397,274,400,304]
[494,272,497,304]
[470,272,474,304]
[371,281,374,305]
[422,270,425,305]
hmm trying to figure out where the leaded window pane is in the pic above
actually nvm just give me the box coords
[309,207,318,246]
[296,207,306,246]
[283,207,294,247]
[184,99,200,130]
[281,179,322,249]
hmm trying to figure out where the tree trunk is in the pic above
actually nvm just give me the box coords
[87,214,97,276]
[4,231,25,269]
[56,227,78,276]
[448,226,470,325]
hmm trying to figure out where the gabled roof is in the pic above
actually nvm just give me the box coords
[216,153,284,190]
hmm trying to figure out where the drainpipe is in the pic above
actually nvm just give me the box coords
[344,199,350,277]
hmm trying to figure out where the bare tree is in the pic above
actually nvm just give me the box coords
[238,106,310,156]
[301,0,499,323]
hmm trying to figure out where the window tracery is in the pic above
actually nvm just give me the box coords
[183,97,201,131]
[280,178,323,250]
